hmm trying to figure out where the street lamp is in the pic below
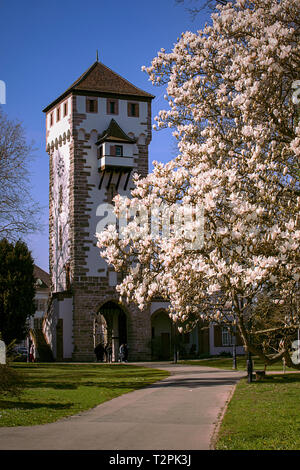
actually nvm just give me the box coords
[173,322,178,364]
[232,325,237,370]
[247,348,253,383]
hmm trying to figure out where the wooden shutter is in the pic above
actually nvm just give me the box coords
[107,99,118,115]
[214,325,222,347]
[128,102,139,117]
[110,145,115,156]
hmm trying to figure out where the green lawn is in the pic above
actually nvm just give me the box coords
[215,373,300,450]
[0,363,169,427]
[180,356,287,372]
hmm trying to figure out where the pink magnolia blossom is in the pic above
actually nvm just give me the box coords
[97,0,300,368]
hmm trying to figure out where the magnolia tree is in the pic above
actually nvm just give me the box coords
[97,0,300,368]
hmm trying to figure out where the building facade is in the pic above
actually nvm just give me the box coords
[42,60,244,361]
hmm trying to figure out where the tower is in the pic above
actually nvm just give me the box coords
[43,60,154,361]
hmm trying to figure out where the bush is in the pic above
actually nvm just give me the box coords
[197,353,212,359]
[0,365,24,397]
[218,350,232,358]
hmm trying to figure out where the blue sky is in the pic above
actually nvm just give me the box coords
[0,0,209,271]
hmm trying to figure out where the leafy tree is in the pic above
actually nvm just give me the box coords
[97,0,300,369]
[0,107,41,240]
[0,238,36,345]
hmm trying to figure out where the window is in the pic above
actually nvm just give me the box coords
[107,99,118,115]
[86,98,98,113]
[50,112,53,127]
[115,145,123,157]
[99,145,103,157]
[222,328,233,346]
[128,102,139,117]
[56,107,60,122]
[63,101,68,117]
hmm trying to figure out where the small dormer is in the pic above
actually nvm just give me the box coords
[95,119,136,171]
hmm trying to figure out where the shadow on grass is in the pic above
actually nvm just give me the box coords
[0,401,73,410]
[19,378,165,391]
[254,373,300,385]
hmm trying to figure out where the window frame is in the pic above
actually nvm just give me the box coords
[63,101,68,117]
[107,98,119,115]
[86,98,98,113]
[222,327,234,346]
[115,145,123,157]
[128,101,139,117]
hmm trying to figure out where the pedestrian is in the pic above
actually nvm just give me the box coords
[123,343,128,362]
[119,343,125,362]
[29,343,35,363]
[94,343,104,362]
[105,343,112,363]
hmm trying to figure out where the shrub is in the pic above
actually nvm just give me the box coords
[0,365,24,397]
[218,351,232,358]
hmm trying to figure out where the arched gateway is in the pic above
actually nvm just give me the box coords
[93,301,127,362]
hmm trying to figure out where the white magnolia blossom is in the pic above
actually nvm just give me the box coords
[97,0,300,367]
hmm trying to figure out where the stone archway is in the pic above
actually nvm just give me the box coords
[151,310,173,360]
[94,301,127,362]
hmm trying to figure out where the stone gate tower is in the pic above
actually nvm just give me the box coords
[43,60,154,361]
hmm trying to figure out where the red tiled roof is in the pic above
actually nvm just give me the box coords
[43,61,154,112]
[96,119,136,145]
[34,265,50,288]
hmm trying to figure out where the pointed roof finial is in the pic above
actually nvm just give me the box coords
[96,50,99,62]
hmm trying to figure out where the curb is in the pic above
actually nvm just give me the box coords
[209,380,238,450]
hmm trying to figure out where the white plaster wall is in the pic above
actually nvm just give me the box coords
[76,95,149,277]
[28,291,49,329]
[46,98,71,292]
[46,96,71,144]
[51,144,71,292]
[76,96,148,137]
[102,142,134,157]
[209,324,245,356]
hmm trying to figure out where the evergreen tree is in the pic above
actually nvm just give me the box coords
[0,238,35,345]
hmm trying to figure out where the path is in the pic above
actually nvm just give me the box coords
[0,363,245,450]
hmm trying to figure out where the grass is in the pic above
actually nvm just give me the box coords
[180,356,287,371]
[215,373,300,450]
[0,363,169,427]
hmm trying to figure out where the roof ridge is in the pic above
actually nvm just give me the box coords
[66,61,99,91]
[96,118,136,144]
[43,60,154,113]
[95,61,153,98]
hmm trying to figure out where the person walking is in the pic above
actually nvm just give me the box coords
[94,343,104,362]
[105,343,112,363]
[123,343,128,362]
[29,343,35,363]
[119,343,125,362]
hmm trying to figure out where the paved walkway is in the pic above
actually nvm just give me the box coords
[0,363,245,450]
